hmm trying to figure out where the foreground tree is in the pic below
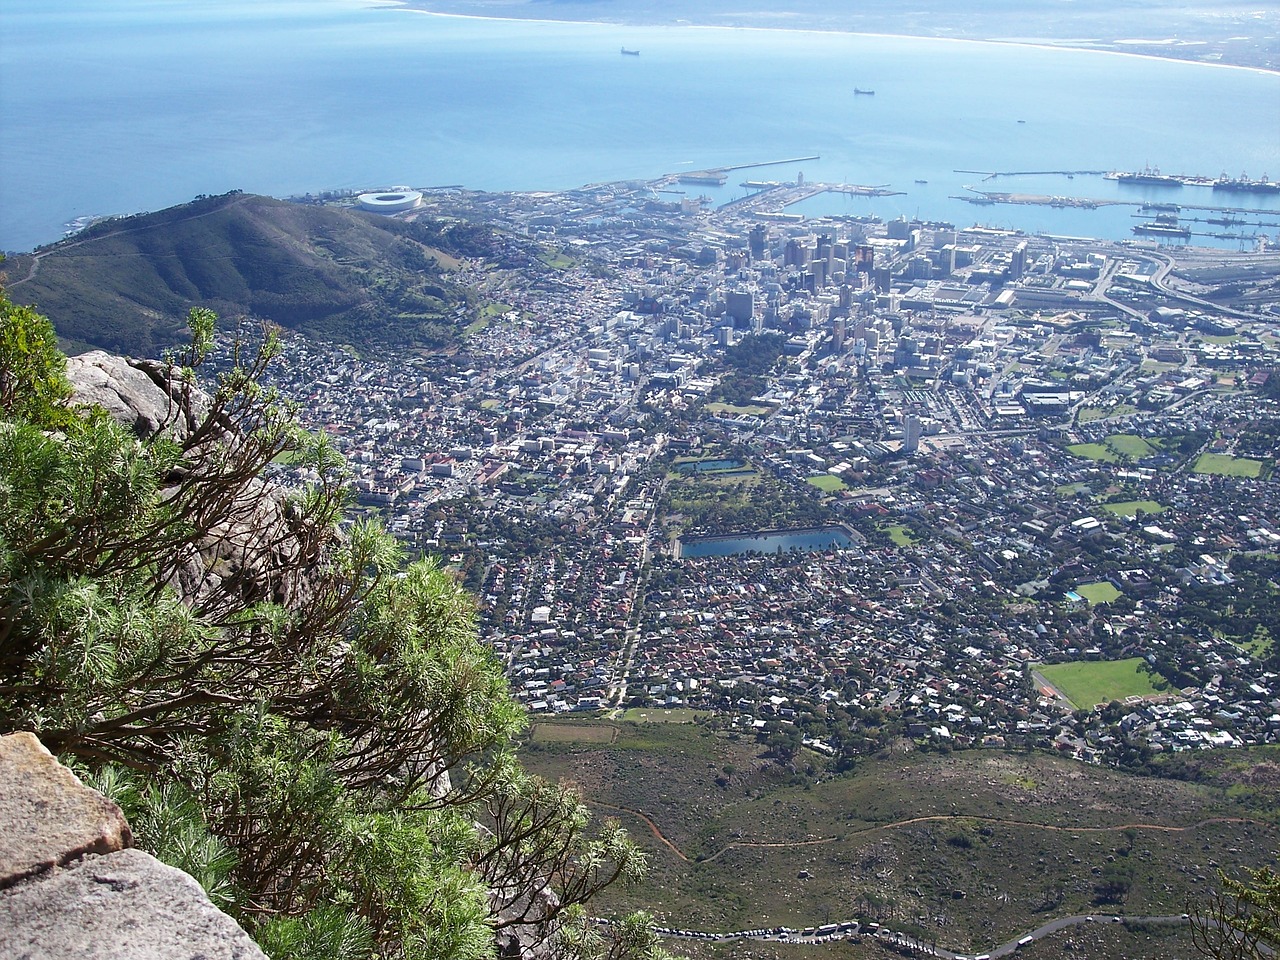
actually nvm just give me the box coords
[0,290,665,960]
[1193,866,1280,960]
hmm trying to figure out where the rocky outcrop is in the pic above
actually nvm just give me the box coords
[0,733,266,960]
[0,732,132,890]
[65,351,207,442]
[65,351,324,611]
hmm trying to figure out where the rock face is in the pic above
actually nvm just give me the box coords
[0,733,267,960]
[64,351,205,442]
[65,351,323,611]
[1,849,266,960]
[0,733,132,889]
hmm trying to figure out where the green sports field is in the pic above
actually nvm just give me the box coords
[1102,500,1165,518]
[1077,581,1121,604]
[807,475,846,493]
[1067,433,1155,463]
[1193,453,1264,478]
[1036,657,1165,709]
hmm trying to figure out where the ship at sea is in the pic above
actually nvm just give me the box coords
[620,47,640,56]
[854,87,875,95]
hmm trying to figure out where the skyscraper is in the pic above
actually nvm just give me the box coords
[903,414,922,455]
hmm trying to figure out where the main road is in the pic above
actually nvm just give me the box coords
[653,912,1200,957]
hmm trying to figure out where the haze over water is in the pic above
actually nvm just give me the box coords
[2,0,1278,251]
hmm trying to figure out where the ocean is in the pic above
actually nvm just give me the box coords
[2,0,1278,252]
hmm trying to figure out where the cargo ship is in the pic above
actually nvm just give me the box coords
[854,87,875,95]
[1212,173,1280,194]
[621,47,640,56]
[1133,212,1191,237]
[1110,167,1182,187]
[1133,220,1191,239]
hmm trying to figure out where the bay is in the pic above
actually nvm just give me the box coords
[2,0,1277,252]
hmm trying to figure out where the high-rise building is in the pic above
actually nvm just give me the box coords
[906,256,932,281]
[811,259,828,288]
[903,414,922,454]
[784,238,811,267]
[725,288,755,327]
[1010,240,1028,280]
[887,218,912,241]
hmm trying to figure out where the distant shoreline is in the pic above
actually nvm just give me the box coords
[381,1,1280,77]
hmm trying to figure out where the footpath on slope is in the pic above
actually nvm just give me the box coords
[591,798,1241,958]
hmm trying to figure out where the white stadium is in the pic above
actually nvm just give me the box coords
[356,189,422,213]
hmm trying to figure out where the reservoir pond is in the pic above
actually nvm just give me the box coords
[673,459,747,474]
[680,527,855,558]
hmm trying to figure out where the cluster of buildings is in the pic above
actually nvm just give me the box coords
[245,173,1280,766]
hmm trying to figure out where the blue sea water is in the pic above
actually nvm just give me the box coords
[2,0,1278,251]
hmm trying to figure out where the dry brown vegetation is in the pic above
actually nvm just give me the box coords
[520,722,1280,959]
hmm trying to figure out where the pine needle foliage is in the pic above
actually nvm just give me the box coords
[0,289,667,960]
[1193,866,1280,960]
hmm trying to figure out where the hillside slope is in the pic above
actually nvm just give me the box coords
[519,719,1280,959]
[6,192,486,355]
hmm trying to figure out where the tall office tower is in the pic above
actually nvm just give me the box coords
[1010,240,1028,280]
[725,288,755,327]
[903,414,922,454]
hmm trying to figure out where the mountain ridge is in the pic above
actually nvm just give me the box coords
[5,192,486,357]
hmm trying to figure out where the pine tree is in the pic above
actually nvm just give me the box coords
[0,290,667,960]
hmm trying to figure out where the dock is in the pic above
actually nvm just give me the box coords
[954,169,1108,182]
[795,184,903,201]
[955,188,1280,220]
[673,155,821,186]
[953,190,1117,209]
[715,180,905,216]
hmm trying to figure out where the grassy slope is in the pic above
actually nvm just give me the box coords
[7,193,478,355]
[520,721,1279,959]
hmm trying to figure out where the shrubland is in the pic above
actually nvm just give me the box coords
[0,289,666,960]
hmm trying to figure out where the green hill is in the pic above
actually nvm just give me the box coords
[5,192,487,355]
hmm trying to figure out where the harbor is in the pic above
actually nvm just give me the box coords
[653,160,1278,250]
[954,189,1278,219]
[947,187,1279,243]
[711,179,906,218]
